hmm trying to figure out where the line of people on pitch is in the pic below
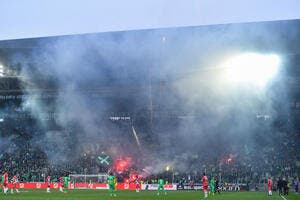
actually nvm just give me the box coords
[45,175,70,193]
[106,173,167,197]
[177,178,240,192]
[276,177,291,196]
[266,176,299,196]
[0,172,19,195]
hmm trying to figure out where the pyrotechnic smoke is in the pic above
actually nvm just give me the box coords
[0,19,299,175]
[132,126,141,148]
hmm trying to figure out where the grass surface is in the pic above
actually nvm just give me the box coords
[0,190,299,200]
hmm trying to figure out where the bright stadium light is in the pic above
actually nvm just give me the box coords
[0,64,4,77]
[166,166,170,171]
[222,53,281,86]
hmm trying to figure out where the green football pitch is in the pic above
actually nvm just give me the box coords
[0,190,299,200]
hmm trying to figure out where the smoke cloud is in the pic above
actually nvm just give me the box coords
[1,19,299,176]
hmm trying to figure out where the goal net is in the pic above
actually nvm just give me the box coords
[69,174,108,189]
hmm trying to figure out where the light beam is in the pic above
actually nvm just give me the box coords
[222,53,280,87]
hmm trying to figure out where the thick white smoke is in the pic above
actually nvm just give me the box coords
[2,19,297,174]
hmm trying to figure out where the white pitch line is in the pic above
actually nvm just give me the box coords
[280,195,287,200]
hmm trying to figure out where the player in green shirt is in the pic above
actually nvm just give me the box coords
[0,175,3,192]
[64,176,70,191]
[107,173,117,197]
[209,178,215,195]
[157,178,167,195]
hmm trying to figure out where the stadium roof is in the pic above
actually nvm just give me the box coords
[1,20,300,98]
[0,0,300,41]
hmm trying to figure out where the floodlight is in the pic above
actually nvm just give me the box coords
[222,53,280,86]
[0,64,4,77]
[166,166,170,171]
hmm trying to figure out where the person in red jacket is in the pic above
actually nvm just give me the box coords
[268,177,273,196]
[46,176,51,193]
[201,172,208,198]
[134,175,141,192]
[3,172,9,195]
[11,175,19,194]
[189,180,195,190]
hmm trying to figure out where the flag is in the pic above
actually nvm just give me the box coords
[96,154,113,167]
